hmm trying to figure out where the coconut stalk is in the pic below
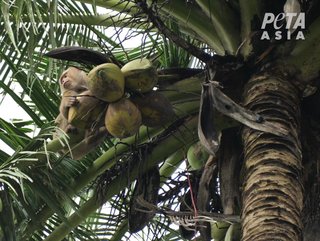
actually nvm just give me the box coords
[159,149,186,183]
[161,75,203,103]
[43,116,198,241]
[241,68,303,240]
[154,0,225,55]
[195,0,240,54]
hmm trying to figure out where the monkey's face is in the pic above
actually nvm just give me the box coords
[60,67,88,92]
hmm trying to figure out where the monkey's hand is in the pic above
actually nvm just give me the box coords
[65,96,79,107]
[60,96,78,120]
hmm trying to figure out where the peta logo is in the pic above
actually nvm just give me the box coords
[261,12,305,40]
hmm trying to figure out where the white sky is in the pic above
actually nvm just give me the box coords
[0,84,31,154]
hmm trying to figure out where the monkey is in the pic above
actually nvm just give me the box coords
[54,67,108,160]
[58,67,87,118]
[55,67,87,135]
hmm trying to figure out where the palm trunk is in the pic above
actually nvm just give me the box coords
[241,69,303,241]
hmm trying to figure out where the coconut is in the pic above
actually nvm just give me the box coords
[210,221,231,241]
[121,58,157,93]
[187,141,209,170]
[68,90,107,129]
[132,91,174,127]
[105,98,142,138]
[87,63,125,102]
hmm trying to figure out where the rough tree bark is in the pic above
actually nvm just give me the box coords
[241,68,303,241]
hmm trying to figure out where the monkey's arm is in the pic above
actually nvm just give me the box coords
[59,92,79,120]
[54,113,65,126]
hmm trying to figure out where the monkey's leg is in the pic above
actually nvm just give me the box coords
[69,127,108,160]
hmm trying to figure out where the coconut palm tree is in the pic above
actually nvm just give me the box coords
[1,0,320,240]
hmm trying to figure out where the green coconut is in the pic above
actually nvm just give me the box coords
[87,63,125,102]
[224,223,241,241]
[105,98,142,138]
[121,58,158,93]
[187,141,209,170]
[210,221,231,241]
[132,91,174,127]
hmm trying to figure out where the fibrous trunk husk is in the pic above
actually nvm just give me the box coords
[241,70,303,241]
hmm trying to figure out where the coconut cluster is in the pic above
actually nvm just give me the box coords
[69,58,174,139]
